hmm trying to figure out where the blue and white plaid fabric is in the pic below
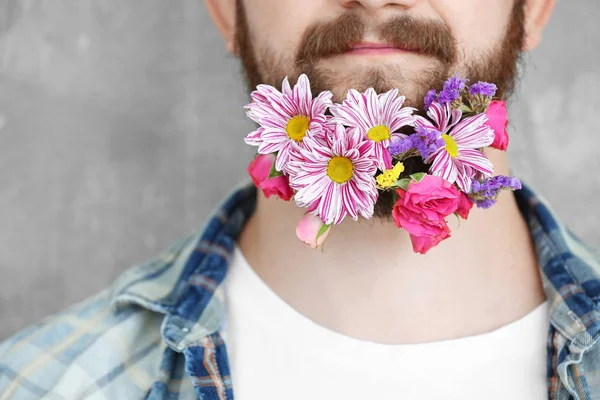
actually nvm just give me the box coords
[1,182,600,400]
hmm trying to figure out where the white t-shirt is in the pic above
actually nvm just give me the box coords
[222,246,549,400]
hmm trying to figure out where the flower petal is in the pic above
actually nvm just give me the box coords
[427,102,449,132]
[457,148,494,177]
[430,150,458,184]
[451,114,495,148]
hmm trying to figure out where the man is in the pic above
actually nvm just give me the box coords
[2,0,599,399]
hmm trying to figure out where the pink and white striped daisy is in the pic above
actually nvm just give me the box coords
[415,101,495,193]
[330,88,415,171]
[289,124,378,226]
[244,74,333,173]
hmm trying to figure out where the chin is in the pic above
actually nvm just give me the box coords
[325,78,424,108]
[306,64,436,108]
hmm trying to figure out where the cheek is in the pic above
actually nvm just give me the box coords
[436,0,514,58]
[242,0,325,57]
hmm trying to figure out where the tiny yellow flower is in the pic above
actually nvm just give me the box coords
[376,162,405,188]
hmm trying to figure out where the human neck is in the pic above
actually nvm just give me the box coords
[237,149,546,343]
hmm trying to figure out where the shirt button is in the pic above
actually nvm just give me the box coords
[182,327,190,333]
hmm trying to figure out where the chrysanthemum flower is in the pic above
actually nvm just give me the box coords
[289,124,378,226]
[330,88,415,171]
[415,101,495,192]
[244,74,333,172]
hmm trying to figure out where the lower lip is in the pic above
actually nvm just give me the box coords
[346,47,407,55]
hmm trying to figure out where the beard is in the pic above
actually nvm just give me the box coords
[234,0,525,217]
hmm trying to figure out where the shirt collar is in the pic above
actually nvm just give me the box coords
[108,182,256,351]
[515,182,600,350]
[108,180,600,351]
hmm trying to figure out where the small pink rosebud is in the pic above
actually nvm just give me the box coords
[456,193,474,220]
[247,153,276,187]
[296,214,331,249]
[260,175,294,201]
[485,100,509,151]
[247,154,294,201]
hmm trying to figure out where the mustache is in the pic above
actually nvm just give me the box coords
[296,13,457,67]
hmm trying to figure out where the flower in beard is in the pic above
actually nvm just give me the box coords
[423,75,467,110]
[244,74,333,173]
[415,101,495,193]
[388,126,445,160]
[392,175,461,254]
[330,88,415,171]
[437,74,467,106]
[469,175,522,209]
[289,124,378,226]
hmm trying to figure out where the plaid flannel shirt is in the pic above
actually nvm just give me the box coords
[1,182,600,400]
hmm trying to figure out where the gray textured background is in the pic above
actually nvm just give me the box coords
[0,1,598,340]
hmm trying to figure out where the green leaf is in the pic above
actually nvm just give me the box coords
[268,156,283,179]
[315,223,331,242]
[392,190,399,204]
[459,104,472,113]
[410,172,427,182]
[395,179,411,191]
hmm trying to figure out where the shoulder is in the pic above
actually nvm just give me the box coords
[0,232,198,400]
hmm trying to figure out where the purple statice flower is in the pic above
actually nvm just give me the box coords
[388,135,415,157]
[443,74,467,92]
[388,127,445,159]
[437,89,458,105]
[413,126,445,159]
[437,74,467,105]
[474,198,498,209]
[469,175,522,208]
[424,89,437,111]
[469,82,497,98]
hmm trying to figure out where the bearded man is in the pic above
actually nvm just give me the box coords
[3,1,600,399]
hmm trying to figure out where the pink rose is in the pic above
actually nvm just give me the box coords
[485,100,509,151]
[456,193,474,220]
[248,153,273,187]
[296,214,331,248]
[392,175,461,254]
[261,175,294,200]
[247,154,294,201]
[410,226,451,254]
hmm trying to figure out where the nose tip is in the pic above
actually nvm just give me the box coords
[340,0,419,13]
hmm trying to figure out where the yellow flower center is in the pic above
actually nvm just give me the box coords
[286,116,310,142]
[442,134,459,158]
[327,156,354,184]
[366,125,391,142]
[376,162,405,188]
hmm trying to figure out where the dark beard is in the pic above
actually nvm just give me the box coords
[234,0,525,217]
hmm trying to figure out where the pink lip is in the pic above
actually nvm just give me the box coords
[348,42,406,55]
